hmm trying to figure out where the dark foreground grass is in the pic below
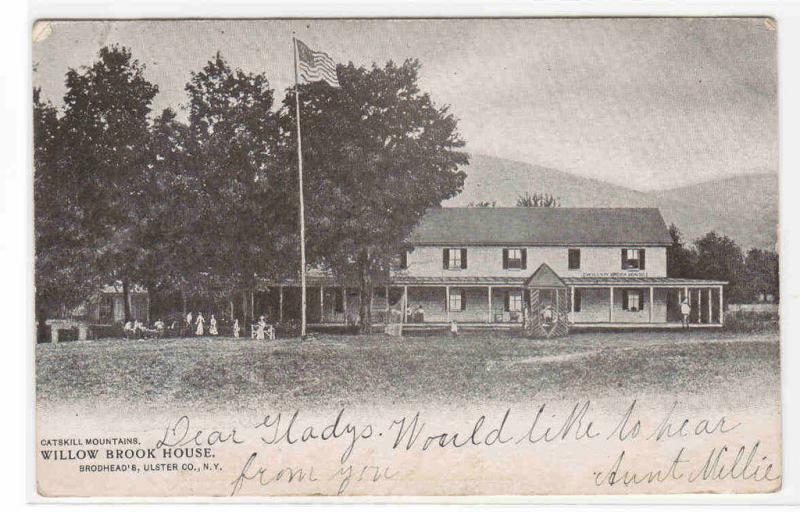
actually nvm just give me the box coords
[36,329,779,410]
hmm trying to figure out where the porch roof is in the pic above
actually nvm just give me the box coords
[389,276,727,287]
[562,277,728,286]
[263,275,727,288]
[390,276,525,286]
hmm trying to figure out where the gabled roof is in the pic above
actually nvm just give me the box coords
[408,207,673,246]
[525,263,566,288]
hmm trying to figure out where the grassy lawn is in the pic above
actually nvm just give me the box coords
[36,329,779,411]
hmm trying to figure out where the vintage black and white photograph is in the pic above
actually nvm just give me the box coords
[32,18,780,497]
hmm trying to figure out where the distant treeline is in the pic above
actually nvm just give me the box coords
[667,225,778,304]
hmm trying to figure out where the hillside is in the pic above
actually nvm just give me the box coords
[444,154,778,250]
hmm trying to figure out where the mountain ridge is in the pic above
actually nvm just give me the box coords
[443,154,778,250]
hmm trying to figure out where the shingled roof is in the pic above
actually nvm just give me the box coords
[408,207,672,246]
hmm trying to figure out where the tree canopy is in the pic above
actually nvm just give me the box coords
[279,59,468,330]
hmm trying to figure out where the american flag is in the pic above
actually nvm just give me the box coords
[295,39,340,88]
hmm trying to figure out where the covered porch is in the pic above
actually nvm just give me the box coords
[263,276,727,329]
[563,277,727,327]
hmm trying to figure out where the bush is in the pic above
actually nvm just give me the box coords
[723,310,779,333]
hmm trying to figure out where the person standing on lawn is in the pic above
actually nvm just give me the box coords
[195,312,205,336]
[209,314,218,335]
[450,320,459,337]
[185,311,193,336]
[255,315,267,340]
[232,318,240,338]
[680,297,691,328]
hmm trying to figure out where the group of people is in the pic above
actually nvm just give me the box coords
[184,311,226,336]
[123,318,171,339]
[405,304,425,322]
[185,312,249,337]
[182,312,276,339]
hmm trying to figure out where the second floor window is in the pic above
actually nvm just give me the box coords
[621,248,646,270]
[503,248,527,269]
[443,248,467,270]
[568,248,581,270]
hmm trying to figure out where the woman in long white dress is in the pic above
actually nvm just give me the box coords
[232,319,240,338]
[255,316,266,341]
[209,314,218,335]
[195,312,205,336]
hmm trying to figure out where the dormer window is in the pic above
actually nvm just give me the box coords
[443,248,467,270]
[621,249,646,270]
[502,248,527,270]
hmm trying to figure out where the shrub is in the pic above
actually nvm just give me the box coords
[723,310,779,333]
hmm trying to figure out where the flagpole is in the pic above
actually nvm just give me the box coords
[292,36,308,338]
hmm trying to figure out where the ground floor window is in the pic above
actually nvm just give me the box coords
[573,288,582,312]
[449,289,465,311]
[505,291,523,312]
[622,289,644,312]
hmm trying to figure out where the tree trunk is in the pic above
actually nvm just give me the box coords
[241,290,249,327]
[358,250,373,334]
[122,278,132,322]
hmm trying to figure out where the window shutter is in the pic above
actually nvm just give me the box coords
[502,249,509,269]
[639,249,646,270]
[461,248,467,269]
[621,249,626,269]
[400,251,407,270]
[443,248,449,270]
[504,291,510,312]
[461,289,466,311]
[622,289,629,310]
[574,289,582,312]
[521,249,527,269]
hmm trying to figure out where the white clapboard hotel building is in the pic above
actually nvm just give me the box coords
[270,207,727,328]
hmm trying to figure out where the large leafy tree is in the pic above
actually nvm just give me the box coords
[33,89,99,330]
[743,248,779,303]
[35,46,159,323]
[694,231,746,304]
[279,59,468,332]
[666,224,697,278]
[178,53,295,325]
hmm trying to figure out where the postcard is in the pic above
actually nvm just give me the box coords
[33,18,780,497]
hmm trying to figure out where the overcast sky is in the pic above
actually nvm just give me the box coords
[32,18,777,191]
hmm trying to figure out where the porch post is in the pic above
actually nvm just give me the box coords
[487,286,493,323]
[707,288,712,324]
[385,285,390,324]
[445,285,450,322]
[719,285,724,325]
[570,286,575,322]
[369,287,374,324]
[342,287,348,324]
[279,285,284,322]
[649,286,654,323]
[609,287,614,322]
[403,286,408,324]
[320,286,324,324]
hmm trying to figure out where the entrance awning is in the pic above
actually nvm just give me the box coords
[525,263,566,288]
